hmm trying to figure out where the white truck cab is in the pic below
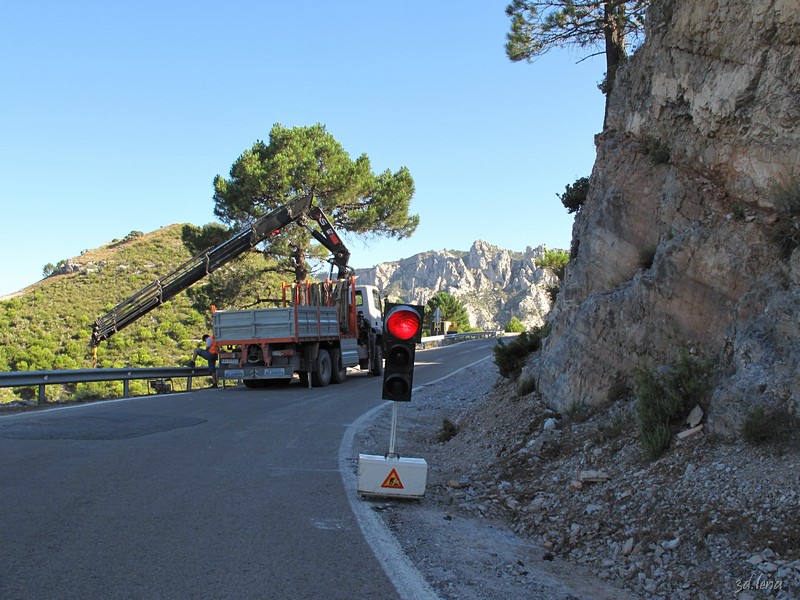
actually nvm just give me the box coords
[355,284,384,331]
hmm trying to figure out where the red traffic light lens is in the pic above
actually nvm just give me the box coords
[386,307,421,340]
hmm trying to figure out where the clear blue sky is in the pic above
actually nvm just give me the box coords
[0,1,605,297]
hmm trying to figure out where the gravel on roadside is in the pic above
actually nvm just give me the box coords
[352,357,800,600]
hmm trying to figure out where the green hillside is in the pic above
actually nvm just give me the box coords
[0,225,214,404]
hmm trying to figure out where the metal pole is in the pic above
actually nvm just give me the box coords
[387,401,399,459]
[38,384,46,406]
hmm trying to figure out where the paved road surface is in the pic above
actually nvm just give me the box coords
[0,339,495,600]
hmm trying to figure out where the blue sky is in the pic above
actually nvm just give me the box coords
[0,1,605,297]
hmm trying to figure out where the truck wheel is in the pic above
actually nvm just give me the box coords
[243,380,268,389]
[369,343,383,376]
[330,348,347,384]
[311,349,332,387]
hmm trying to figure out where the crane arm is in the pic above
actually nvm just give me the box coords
[91,194,317,347]
[307,206,352,280]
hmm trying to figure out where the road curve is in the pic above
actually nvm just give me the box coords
[0,338,496,600]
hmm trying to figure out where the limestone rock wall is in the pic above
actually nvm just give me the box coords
[531,0,800,434]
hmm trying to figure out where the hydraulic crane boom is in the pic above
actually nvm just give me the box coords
[91,194,350,347]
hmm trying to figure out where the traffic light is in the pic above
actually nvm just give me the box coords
[382,303,424,401]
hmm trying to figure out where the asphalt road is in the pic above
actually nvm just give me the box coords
[0,338,496,600]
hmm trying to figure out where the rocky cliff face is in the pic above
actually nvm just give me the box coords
[355,241,560,331]
[531,0,800,435]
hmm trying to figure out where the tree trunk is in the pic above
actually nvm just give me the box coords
[293,246,308,283]
[602,0,628,128]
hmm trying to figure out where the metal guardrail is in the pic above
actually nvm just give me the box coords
[0,331,503,408]
[419,330,500,348]
[0,366,213,406]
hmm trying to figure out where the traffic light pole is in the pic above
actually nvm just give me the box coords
[356,302,428,498]
[387,401,400,459]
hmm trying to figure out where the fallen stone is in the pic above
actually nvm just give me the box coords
[661,537,680,550]
[677,424,704,440]
[687,405,704,427]
[578,470,610,483]
[623,537,635,556]
[584,503,603,515]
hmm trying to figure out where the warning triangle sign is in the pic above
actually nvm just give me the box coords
[381,468,404,489]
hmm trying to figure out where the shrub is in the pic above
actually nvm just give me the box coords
[742,407,772,445]
[123,230,145,242]
[492,324,550,379]
[635,350,712,460]
[742,406,799,447]
[516,374,537,397]
[438,418,459,442]
[641,423,673,460]
[540,249,570,278]
[646,136,670,164]
[558,176,590,214]
[504,317,525,333]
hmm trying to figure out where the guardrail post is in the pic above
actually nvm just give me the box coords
[123,379,130,398]
[38,384,46,406]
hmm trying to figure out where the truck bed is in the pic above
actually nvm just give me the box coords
[213,306,342,342]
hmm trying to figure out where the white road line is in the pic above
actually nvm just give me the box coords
[338,354,492,600]
[338,400,439,600]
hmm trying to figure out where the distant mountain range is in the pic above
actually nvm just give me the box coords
[355,240,561,331]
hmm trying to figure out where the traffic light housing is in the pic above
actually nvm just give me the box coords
[381,303,424,402]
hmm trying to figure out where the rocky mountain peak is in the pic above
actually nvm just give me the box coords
[355,241,560,331]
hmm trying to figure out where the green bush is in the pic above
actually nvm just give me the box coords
[557,176,589,214]
[492,324,550,379]
[504,317,525,333]
[742,406,798,447]
[438,418,459,442]
[742,407,772,445]
[646,136,671,164]
[635,350,712,460]
[640,423,673,460]
[516,374,537,397]
[539,249,570,275]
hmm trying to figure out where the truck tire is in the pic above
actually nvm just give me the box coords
[311,349,332,387]
[243,379,268,389]
[330,348,347,384]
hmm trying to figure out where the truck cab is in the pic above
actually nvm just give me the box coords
[355,284,383,331]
